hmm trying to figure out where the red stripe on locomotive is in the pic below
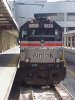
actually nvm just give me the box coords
[20,43,63,47]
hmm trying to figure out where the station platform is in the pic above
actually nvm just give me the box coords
[0,46,20,67]
[0,46,20,54]
[62,76,75,99]
[65,63,75,79]
[63,62,75,98]
[0,46,20,100]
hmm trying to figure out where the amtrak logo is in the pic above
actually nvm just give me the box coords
[33,52,53,58]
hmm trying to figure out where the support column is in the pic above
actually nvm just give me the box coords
[70,36,72,48]
[0,32,3,53]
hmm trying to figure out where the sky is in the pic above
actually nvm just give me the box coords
[8,0,62,1]
[47,0,61,2]
[7,0,63,2]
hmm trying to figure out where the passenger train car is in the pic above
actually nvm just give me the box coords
[64,30,75,64]
[19,14,66,86]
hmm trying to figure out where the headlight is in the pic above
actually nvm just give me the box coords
[25,58,30,63]
[56,59,60,63]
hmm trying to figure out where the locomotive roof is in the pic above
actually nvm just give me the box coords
[20,18,62,30]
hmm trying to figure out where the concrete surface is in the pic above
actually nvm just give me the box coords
[0,67,17,100]
[0,46,20,67]
[62,76,75,99]
[0,46,20,100]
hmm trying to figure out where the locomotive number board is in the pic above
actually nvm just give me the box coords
[29,23,53,28]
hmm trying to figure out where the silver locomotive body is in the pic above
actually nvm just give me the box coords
[19,14,66,86]
[20,42,62,63]
[20,41,65,85]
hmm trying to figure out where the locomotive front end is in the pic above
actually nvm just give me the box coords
[19,16,66,86]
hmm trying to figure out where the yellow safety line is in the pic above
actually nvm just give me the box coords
[7,54,19,67]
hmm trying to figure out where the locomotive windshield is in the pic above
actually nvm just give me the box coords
[20,28,62,41]
[20,20,62,41]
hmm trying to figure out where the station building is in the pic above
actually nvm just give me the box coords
[0,0,19,53]
[12,0,75,32]
[0,30,18,52]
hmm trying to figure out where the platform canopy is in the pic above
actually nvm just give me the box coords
[0,0,19,31]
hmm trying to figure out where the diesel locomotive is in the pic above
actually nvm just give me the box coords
[19,14,66,86]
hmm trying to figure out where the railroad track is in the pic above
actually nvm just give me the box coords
[19,83,75,100]
[55,83,75,100]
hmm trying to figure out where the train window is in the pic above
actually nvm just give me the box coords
[21,30,28,39]
[29,28,55,36]
[32,29,35,35]
[55,30,62,41]
[20,28,62,41]
[55,30,58,35]
[28,28,56,41]
[72,37,74,47]
[55,30,59,39]
[68,37,71,47]
[22,30,27,37]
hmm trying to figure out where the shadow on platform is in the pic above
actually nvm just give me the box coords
[0,54,19,67]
